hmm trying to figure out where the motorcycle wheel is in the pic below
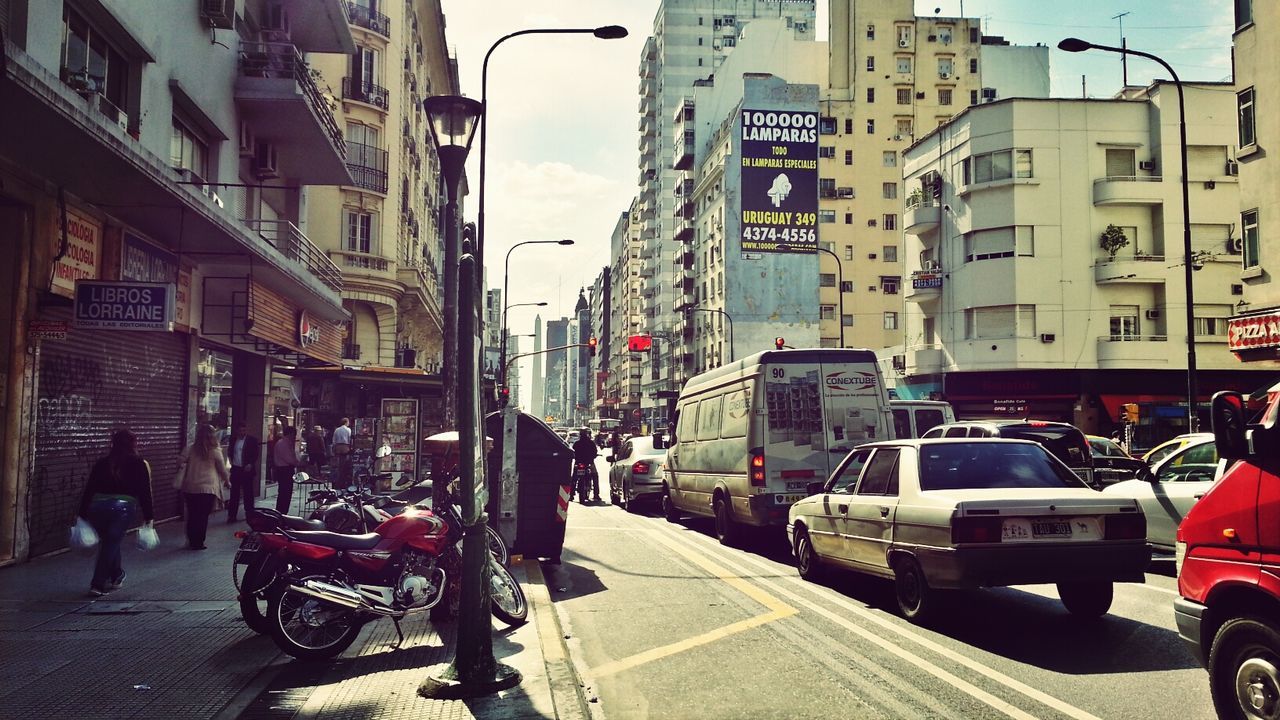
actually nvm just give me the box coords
[489,558,529,626]
[486,525,510,567]
[237,557,272,634]
[268,575,364,660]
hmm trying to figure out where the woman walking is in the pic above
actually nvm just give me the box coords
[176,424,230,550]
[79,430,154,597]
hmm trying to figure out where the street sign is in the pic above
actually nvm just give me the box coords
[73,281,174,331]
[27,321,68,341]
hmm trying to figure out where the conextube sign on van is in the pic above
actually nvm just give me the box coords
[73,280,174,331]
[740,109,818,255]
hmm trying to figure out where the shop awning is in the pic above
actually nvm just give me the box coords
[278,365,444,390]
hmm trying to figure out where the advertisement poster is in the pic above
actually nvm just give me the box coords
[51,206,102,298]
[739,108,819,255]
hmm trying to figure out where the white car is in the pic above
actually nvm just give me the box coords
[1102,436,1227,552]
[787,439,1150,622]
[608,435,669,511]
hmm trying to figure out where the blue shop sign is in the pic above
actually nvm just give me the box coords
[121,232,178,283]
[74,280,174,331]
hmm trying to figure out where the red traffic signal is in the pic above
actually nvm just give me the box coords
[588,336,598,357]
[628,335,653,353]
[499,386,511,407]
[775,337,786,350]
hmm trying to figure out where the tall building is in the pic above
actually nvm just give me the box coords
[636,0,817,430]
[608,204,646,425]
[899,87,1277,443]
[572,289,592,425]
[530,314,544,418]
[306,0,453,371]
[483,286,501,379]
[1227,0,1280,362]
[590,266,613,420]
[821,0,1048,351]
[544,317,569,424]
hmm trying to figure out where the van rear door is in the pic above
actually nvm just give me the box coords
[761,359,829,504]
[819,355,891,479]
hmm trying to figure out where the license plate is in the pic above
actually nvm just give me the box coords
[1031,520,1072,538]
[774,494,806,505]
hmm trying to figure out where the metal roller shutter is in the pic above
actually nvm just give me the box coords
[29,308,187,556]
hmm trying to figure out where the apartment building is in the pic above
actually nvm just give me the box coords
[899,86,1278,442]
[602,206,645,424]
[588,265,613,421]
[544,317,569,424]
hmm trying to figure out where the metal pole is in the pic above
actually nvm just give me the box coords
[817,246,845,347]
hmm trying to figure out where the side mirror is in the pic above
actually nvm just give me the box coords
[1136,465,1157,483]
[376,444,393,459]
[806,481,826,496]
[606,455,616,463]
[1211,391,1250,460]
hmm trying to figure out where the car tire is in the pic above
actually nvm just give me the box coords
[1208,616,1280,720]
[893,555,934,623]
[794,527,824,582]
[662,485,681,523]
[1057,581,1113,618]
[713,495,742,547]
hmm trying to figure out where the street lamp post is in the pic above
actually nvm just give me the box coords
[689,307,735,363]
[420,95,519,699]
[1058,38,1198,430]
[500,239,573,391]
[815,246,846,347]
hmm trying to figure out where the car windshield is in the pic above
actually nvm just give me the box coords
[1089,438,1127,458]
[919,442,1087,491]
[997,426,1089,468]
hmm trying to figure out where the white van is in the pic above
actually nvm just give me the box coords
[890,400,955,439]
[663,349,894,544]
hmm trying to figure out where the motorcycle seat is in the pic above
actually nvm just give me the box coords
[283,515,326,531]
[287,530,383,550]
[248,508,326,532]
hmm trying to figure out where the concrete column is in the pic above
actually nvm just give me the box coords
[234,352,271,497]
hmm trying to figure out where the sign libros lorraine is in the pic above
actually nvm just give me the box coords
[74,281,174,331]
[739,108,818,255]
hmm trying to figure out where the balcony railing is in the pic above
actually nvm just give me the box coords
[238,42,345,156]
[344,1,391,36]
[342,77,389,110]
[1101,334,1168,343]
[243,219,343,292]
[346,142,389,193]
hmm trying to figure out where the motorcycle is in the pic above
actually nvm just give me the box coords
[572,461,594,503]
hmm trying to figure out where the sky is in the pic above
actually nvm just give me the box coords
[438,0,1234,411]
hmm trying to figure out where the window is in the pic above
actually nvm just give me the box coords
[970,26,980,43]
[1109,305,1140,340]
[819,145,836,158]
[354,46,381,88]
[170,119,209,180]
[896,56,912,74]
[866,24,876,40]
[829,448,871,493]
[965,305,1036,339]
[937,57,954,77]
[819,210,836,223]
[820,305,836,320]
[820,116,836,134]
[969,58,978,74]
[60,6,131,121]
[1105,148,1137,177]
[966,149,1024,183]
[867,87,876,103]
[897,26,912,47]
[897,87,911,105]
[1239,87,1257,148]
[866,55,875,72]
[1014,149,1033,178]
[858,448,900,495]
[844,213,854,224]
[938,26,953,44]
[723,37,735,47]
[842,314,854,327]
[883,245,898,262]
[840,280,854,292]
[881,276,900,294]
[1194,313,1230,337]
[1237,0,1254,28]
[819,273,837,287]
[819,177,836,196]
[923,316,936,342]
[964,226,1034,261]
[883,312,900,330]
[882,182,898,199]
[696,397,722,441]
[845,150,854,165]
[845,118,854,134]
[345,210,377,253]
[883,151,897,167]
[970,89,979,106]
[896,118,913,136]
[867,119,875,134]
[882,214,897,230]
[698,37,703,46]
[843,245,854,261]
[939,88,953,106]
[1243,208,1260,269]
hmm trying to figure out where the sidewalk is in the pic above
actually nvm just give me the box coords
[0,503,582,720]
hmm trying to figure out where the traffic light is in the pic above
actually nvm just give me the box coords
[588,336,598,357]
[775,337,786,350]
[499,386,510,407]
[628,335,653,352]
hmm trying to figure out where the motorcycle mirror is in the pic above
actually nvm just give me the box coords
[376,444,393,459]
[293,471,309,483]
[347,485,359,493]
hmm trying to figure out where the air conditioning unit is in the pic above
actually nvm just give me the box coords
[1232,284,1245,295]
[1226,160,1240,176]
[927,34,938,41]
[893,134,904,141]
[1227,236,1245,254]
[1145,309,1161,320]
[200,0,236,29]
[1139,160,1156,172]
[981,87,997,102]
[939,71,951,79]
[899,39,910,47]
[238,122,255,157]
[868,253,878,260]
[892,354,907,371]
[1040,333,1056,343]
[916,91,926,99]
[837,187,855,198]
[253,141,280,179]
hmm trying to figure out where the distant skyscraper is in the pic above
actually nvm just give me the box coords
[545,318,569,423]
[531,315,544,418]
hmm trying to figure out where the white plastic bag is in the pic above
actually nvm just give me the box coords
[70,517,99,549]
[136,522,159,551]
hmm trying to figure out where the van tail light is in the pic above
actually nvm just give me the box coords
[632,461,651,475]
[951,516,1003,544]
[1104,513,1146,541]
[749,448,766,487]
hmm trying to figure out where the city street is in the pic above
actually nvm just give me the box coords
[543,458,1213,720]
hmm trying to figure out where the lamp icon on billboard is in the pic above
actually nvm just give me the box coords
[767,173,792,207]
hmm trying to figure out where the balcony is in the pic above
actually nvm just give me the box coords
[1092,176,1164,206]
[673,131,695,170]
[235,42,351,185]
[906,269,944,302]
[270,0,357,53]
[344,0,391,37]
[342,77,390,110]
[243,219,343,292]
[909,346,947,374]
[1096,335,1171,368]
[329,249,398,284]
[1093,255,1168,284]
[346,143,389,193]
[904,198,941,234]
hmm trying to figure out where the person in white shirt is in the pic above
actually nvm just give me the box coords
[332,417,353,486]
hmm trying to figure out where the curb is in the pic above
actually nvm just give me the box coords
[524,558,593,720]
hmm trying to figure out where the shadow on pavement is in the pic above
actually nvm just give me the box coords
[540,551,608,602]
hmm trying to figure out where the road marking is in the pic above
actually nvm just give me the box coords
[589,527,797,677]
[665,524,1103,720]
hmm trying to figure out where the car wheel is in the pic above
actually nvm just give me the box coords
[662,485,681,523]
[1057,581,1113,618]
[893,555,934,622]
[794,527,824,582]
[713,495,742,547]
[619,482,630,512]
[1209,617,1280,720]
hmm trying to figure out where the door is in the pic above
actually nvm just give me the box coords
[810,448,870,559]
[611,440,631,497]
[817,359,888,479]
[843,448,901,569]
[1142,441,1221,549]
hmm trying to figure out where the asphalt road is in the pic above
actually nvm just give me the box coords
[540,460,1214,720]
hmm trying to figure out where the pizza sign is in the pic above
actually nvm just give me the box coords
[1228,312,1280,352]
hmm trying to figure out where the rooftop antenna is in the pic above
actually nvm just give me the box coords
[1113,11,1131,86]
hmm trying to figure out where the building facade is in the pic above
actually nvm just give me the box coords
[544,317,569,424]
[530,313,544,418]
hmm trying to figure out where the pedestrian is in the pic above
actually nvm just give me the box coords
[609,429,622,458]
[226,422,260,524]
[307,424,329,482]
[176,423,230,550]
[332,417,352,486]
[78,429,154,596]
[272,425,301,514]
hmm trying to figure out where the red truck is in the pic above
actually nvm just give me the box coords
[1175,388,1280,719]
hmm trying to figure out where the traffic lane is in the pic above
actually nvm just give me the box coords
[648,512,1214,720]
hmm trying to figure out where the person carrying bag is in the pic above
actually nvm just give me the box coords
[176,424,230,550]
[78,429,154,597]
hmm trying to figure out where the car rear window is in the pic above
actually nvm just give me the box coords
[919,443,1087,491]
[996,426,1090,468]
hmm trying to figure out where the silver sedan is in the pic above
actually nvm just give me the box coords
[608,435,668,512]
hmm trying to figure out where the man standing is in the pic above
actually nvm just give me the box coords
[332,417,353,486]
[306,424,329,482]
[272,426,300,514]
[227,422,260,523]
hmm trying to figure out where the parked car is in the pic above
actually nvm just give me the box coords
[1086,435,1149,486]
[921,420,1097,487]
[1141,432,1213,466]
[1175,389,1280,719]
[1101,435,1225,552]
[608,434,669,511]
[890,400,955,439]
[787,438,1149,622]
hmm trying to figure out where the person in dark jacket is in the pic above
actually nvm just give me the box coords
[572,429,600,503]
[226,422,260,524]
[79,430,154,597]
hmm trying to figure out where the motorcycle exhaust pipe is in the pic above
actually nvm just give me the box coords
[289,579,403,617]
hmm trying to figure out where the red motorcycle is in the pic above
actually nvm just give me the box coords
[259,501,526,660]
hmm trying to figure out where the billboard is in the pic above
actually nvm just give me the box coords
[739,108,818,254]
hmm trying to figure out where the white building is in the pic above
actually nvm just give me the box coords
[899,84,1278,443]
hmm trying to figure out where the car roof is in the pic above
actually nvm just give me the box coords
[947,419,1078,428]
[855,438,1044,448]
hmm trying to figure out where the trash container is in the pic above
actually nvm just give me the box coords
[484,411,572,561]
